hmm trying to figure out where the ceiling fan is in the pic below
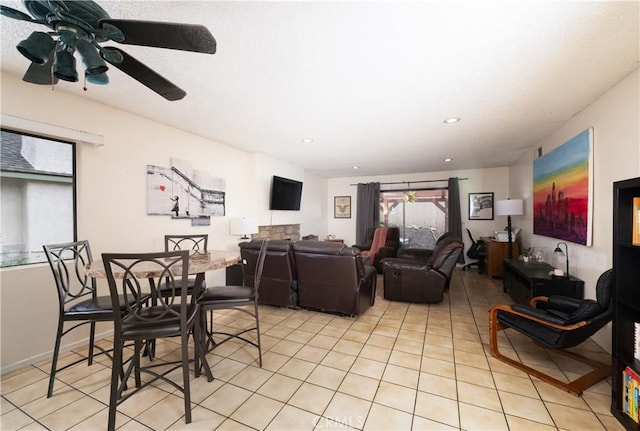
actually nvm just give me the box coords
[1,0,216,101]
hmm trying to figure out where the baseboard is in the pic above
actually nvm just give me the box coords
[0,329,114,376]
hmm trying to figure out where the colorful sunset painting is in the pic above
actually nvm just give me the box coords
[533,129,593,246]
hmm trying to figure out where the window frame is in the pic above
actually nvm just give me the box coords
[379,186,449,249]
[1,127,78,267]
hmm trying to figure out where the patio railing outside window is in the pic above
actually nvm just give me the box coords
[380,188,448,249]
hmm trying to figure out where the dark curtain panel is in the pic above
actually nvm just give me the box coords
[356,182,381,245]
[448,177,465,263]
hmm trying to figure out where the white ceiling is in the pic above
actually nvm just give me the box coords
[1,1,638,178]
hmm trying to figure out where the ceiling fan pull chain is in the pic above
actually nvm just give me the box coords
[83,74,87,91]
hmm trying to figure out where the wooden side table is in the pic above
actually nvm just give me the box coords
[481,237,519,278]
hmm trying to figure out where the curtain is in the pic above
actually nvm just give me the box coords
[448,177,465,263]
[356,182,380,245]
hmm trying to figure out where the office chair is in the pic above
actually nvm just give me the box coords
[461,228,485,273]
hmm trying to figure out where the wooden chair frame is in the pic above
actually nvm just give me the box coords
[489,296,611,396]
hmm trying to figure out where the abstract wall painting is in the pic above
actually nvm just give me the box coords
[147,158,225,226]
[533,128,593,246]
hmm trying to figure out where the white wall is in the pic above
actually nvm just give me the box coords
[510,68,640,351]
[251,153,327,236]
[1,66,637,370]
[0,72,326,372]
[327,167,512,255]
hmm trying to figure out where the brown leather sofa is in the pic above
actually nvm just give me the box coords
[381,235,463,303]
[293,240,377,316]
[240,240,297,308]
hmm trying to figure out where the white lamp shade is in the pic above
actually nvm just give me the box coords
[229,217,259,237]
[495,199,524,216]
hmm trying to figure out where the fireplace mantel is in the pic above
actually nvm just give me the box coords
[253,224,300,241]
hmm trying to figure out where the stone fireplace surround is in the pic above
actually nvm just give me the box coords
[252,224,300,241]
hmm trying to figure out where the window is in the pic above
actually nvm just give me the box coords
[380,188,448,249]
[1,129,76,267]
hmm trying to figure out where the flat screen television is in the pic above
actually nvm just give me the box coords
[270,175,303,210]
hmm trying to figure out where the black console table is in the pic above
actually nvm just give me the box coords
[503,259,584,305]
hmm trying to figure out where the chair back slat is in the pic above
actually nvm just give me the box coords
[102,251,189,327]
[164,234,208,252]
[43,241,96,306]
[252,239,269,301]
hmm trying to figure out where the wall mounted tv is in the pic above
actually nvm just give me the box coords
[270,175,303,211]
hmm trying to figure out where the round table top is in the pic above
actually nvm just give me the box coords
[86,250,240,279]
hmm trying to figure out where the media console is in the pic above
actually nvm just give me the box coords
[502,259,584,305]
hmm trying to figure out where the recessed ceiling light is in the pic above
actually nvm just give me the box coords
[444,158,453,162]
[352,165,359,170]
[301,138,314,144]
[443,118,460,124]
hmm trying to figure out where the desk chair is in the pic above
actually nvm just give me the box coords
[102,250,212,431]
[198,239,269,367]
[489,269,613,396]
[461,228,486,272]
[43,240,137,398]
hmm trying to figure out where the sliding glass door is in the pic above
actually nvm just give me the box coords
[380,188,448,249]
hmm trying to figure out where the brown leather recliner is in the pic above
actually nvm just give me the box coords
[396,231,454,262]
[381,235,463,303]
[240,240,297,308]
[353,226,401,273]
[293,240,376,316]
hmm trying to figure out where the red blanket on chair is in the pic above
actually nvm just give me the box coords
[361,227,388,264]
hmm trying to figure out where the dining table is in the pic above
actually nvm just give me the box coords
[85,249,241,364]
[86,249,240,290]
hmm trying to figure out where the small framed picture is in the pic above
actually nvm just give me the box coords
[334,196,351,218]
[469,192,494,220]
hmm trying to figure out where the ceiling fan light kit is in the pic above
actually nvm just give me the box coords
[16,31,54,64]
[53,45,78,82]
[1,0,217,101]
[76,39,108,76]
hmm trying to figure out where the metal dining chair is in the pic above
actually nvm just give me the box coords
[42,240,137,398]
[160,234,208,297]
[102,250,213,431]
[145,234,209,359]
[198,238,268,367]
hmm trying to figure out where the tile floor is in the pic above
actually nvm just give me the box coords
[1,268,625,431]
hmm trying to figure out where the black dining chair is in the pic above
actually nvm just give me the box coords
[102,250,213,431]
[160,234,208,298]
[198,238,268,367]
[42,240,137,398]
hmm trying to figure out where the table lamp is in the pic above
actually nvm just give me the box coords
[554,242,569,276]
[495,198,524,259]
[230,217,258,240]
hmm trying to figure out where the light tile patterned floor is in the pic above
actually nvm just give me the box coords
[1,269,625,430]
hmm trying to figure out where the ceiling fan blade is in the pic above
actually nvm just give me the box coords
[22,51,58,85]
[98,19,216,54]
[100,46,186,101]
[0,5,34,22]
